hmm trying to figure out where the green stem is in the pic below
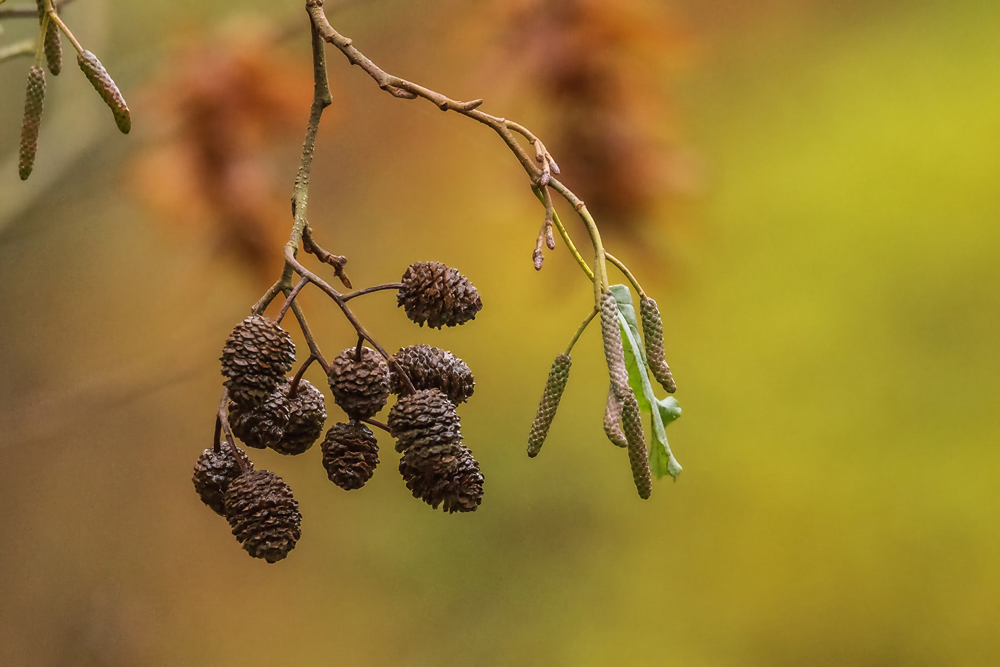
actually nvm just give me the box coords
[34,11,49,67]
[47,8,81,53]
[565,309,598,355]
[605,252,645,298]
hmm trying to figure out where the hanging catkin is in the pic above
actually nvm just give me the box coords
[527,353,572,457]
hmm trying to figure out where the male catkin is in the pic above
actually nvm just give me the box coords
[77,50,131,134]
[18,66,46,181]
[527,353,572,457]
[621,393,652,499]
[36,1,62,75]
[640,296,676,393]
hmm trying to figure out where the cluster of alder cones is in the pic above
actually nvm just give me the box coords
[192,261,484,563]
[16,1,131,180]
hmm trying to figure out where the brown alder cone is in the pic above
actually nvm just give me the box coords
[220,315,296,407]
[228,390,290,450]
[18,66,46,181]
[387,389,463,453]
[328,347,391,419]
[321,422,379,490]
[399,443,484,513]
[77,49,131,134]
[389,389,482,512]
[397,262,483,329]
[640,296,677,393]
[36,2,62,75]
[603,383,627,448]
[224,470,301,563]
[390,344,475,405]
[275,379,327,455]
[526,353,572,457]
[192,446,253,516]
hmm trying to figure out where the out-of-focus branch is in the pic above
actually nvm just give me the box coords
[0,38,35,62]
[0,0,78,20]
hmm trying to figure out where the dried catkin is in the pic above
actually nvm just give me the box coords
[526,353,572,457]
[18,66,46,181]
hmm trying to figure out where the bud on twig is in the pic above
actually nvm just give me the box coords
[18,66,46,181]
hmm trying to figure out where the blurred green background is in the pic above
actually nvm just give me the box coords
[1,0,998,665]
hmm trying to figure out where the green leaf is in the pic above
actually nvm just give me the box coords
[612,287,682,480]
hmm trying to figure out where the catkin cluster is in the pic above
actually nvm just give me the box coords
[194,262,485,562]
[526,287,679,499]
[14,5,130,180]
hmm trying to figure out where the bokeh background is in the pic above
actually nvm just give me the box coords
[2,0,999,665]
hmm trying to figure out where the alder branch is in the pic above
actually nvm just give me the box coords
[305,0,610,297]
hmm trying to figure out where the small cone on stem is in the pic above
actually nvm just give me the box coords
[224,470,301,563]
[397,261,482,329]
[192,446,253,516]
[322,422,380,490]
[390,344,475,405]
[328,347,391,419]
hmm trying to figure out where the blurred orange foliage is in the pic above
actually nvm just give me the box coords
[483,0,701,229]
[131,20,318,283]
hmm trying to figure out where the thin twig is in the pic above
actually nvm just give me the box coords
[341,283,403,302]
[276,276,310,324]
[252,279,286,316]
[218,391,250,474]
[303,226,352,288]
[213,415,222,455]
[288,354,317,398]
[362,417,391,434]
[47,8,82,53]
[605,252,646,298]
[288,299,330,373]
[565,309,598,355]
[0,38,36,63]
